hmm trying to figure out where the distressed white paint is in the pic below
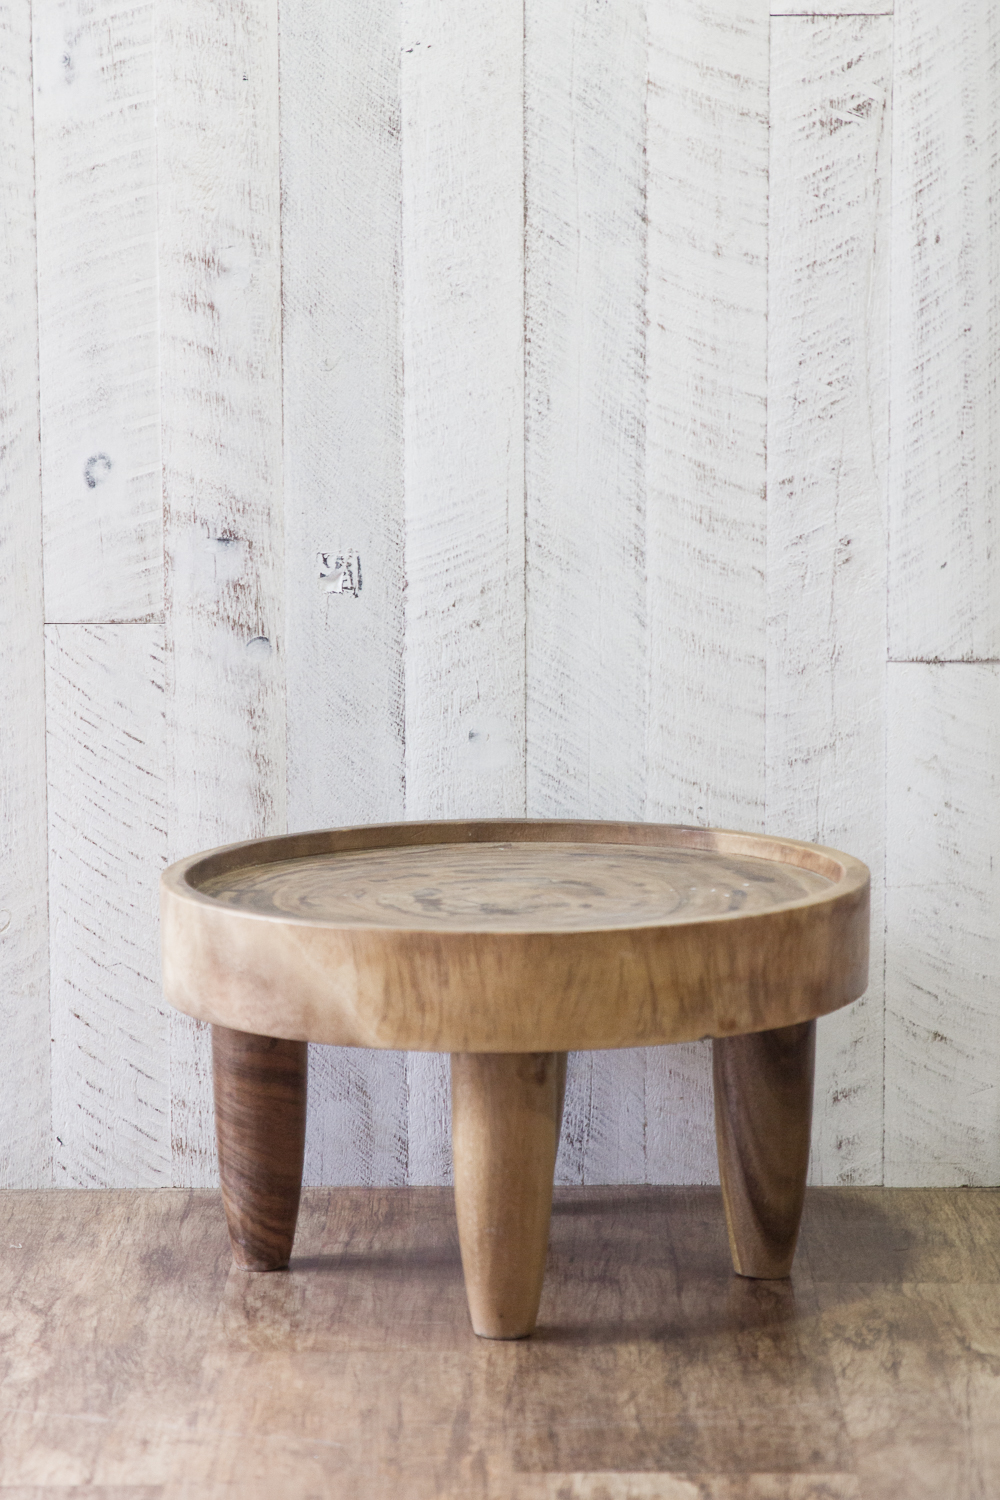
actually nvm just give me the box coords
[885,665,1000,1186]
[767,17,891,1185]
[644,0,770,1186]
[33,0,161,622]
[401,0,525,823]
[280,0,408,1188]
[889,0,1000,660]
[646,0,769,832]
[46,626,168,1186]
[401,0,526,1179]
[524,0,648,1187]
[10,0,1000,1192]
[0,0,49,1187]
[773,4,891,13]
[157,0,285,1184]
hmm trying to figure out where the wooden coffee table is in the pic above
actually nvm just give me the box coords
[160,820,869,1338]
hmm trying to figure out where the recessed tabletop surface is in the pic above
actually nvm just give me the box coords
[198,841,833,932]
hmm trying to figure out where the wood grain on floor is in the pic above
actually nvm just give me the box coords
[0,1188,998,1498]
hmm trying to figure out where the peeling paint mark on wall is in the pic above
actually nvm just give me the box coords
[319,550,362,597]
[84,453,112,488]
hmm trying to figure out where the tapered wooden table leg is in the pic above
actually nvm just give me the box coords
[713,1019,816,1279]
[211,1024,308,1271]
[451,1051,567,1339]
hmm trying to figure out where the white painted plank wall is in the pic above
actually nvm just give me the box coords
[0,0,49,1186]
[884,0,1000,1186]
[767,16,891,1185]
[157,0,286,1185]
[644,0,770,1185]
[889,0,1000,660]
[773,4,891,13]
[401,0,525,1182]
[46,626,168,1186]
[33,0,161,622]
[524,0,647,1186]
[280,0,408,1187]
[13,0,1000,1192]
[885,666,1000,1184]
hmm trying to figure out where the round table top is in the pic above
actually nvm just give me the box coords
[160,820,870,1053]
[198,840,832,932]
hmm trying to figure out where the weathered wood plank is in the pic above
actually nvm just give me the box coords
[280,0,407,1188]
[525,0,647,1187]
[0,0,49,1187]
[889,0,1000,660]
[158,0,285,1186]
[645,0,769,835]
[644,0,769,1187]
[885,664,1000,1187]
[46,625,168,1186]
[33,0,161,621]
[400,0,525,1181]
[773,4,891,14]
[767,16,891,1186]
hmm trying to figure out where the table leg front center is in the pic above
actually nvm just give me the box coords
[450,1051,567,1339]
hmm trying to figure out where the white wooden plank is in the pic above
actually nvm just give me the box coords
[644,0,770,1188]
[773,5,891,13]
[889,0,1000,660]
[33,0,161,621]
[46,625,168,1187]
[524,0,648,1188]
[644,1044,719,1186]
[885,664,1000,1186]
[0,0,50,1187]
[401,0,525,1182]
[767,16,891,1186]
[280,0,408,1188]
[158,0,286,1186]
[401,0,525,824]
[645,0,769,832]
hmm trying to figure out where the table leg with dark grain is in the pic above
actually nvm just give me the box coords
[451,1051,567,1339]
[713,1019,816,1279]
[211,1024,308,1271]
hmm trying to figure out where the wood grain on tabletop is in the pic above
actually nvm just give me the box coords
[3,1187,1000,1497]
[889,0,1000,660]
[767,17,891,1187]
[400,0,526,1185]
[279,0,408,1194]
[200,841,832,928]
[0,0,50,1187]
[161,822,869,1052]
[46,625,169,1187]
[524,0,647,1196]
[158,0,286,1186]
[33,0,162,623]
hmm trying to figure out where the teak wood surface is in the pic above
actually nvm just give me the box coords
[161,819,870,1336]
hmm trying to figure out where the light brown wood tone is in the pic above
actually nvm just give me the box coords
[451,1051,567,1338]
[211,1025,307,1270]
[161,820,869,1051]
[3,1187,1000,1496]
[713,1020,816,1278]
[200,841,832,929]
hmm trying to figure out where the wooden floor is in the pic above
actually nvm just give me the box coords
[2,1188,999,1498]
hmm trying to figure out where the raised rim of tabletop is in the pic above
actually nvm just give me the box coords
[161,818,869,935]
